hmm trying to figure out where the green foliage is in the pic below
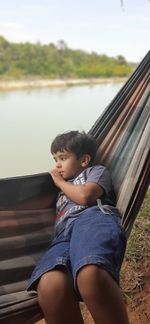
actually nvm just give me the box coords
[0,36,133,78]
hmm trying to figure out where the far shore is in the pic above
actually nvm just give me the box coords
[0,77,127,91]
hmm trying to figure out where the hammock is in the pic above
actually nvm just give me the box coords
[0,51,149,323]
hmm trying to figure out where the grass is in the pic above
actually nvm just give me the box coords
[121,188,150,298]
[125,188,150,261]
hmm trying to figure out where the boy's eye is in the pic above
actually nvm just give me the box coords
[53,154,68,162]
[60,156,67,161]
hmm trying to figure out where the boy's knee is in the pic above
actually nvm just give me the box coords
[37,269,70,302]
[76,265,111,301]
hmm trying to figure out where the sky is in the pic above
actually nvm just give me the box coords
[0,0,149,62]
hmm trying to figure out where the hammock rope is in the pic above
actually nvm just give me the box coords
[0,51,149,323]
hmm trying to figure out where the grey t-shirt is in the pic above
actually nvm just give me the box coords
[55,165,119,234]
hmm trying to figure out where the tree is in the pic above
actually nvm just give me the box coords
[57,40,67,51]
[0,36,133,78]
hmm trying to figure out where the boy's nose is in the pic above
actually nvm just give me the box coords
[56,161,61,168]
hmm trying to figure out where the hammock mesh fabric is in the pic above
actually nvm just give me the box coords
[0,51,149,323]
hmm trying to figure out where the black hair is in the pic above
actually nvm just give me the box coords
[51,130,96,166]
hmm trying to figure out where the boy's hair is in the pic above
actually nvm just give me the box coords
[51,131,96,165]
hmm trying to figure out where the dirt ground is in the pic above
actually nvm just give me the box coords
[36,258,150,324]
[121,259,150,324]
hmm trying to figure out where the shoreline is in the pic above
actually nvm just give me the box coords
[0,77,127,91]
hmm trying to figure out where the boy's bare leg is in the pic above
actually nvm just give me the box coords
[77,265,129,324]
[37,269,84,324]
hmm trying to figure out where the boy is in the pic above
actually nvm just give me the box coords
[28,131,129,324]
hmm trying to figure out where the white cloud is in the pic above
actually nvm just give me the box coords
[16,4,48,17]
[125,14,150,23]
[0,21,34,43]
[0,2,48,18]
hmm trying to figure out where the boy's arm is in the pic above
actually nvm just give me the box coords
[50,169,103,205]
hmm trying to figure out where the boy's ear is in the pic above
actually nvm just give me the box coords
[81,154,91,167]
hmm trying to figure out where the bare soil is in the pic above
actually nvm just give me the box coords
[121,259,150,324]
[0,77,127,91]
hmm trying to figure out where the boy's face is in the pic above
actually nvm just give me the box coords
[52,150,90,180]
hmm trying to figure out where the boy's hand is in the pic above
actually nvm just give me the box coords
[50,169,103,205]
[50,169,65,188]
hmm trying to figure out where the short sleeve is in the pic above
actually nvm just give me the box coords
[85,165,112,195]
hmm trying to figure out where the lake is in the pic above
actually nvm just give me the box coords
[0,82,124,178]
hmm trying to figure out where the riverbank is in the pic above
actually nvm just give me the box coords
[0,77,127,91]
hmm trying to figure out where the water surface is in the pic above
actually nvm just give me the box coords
[0,83,123,178]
